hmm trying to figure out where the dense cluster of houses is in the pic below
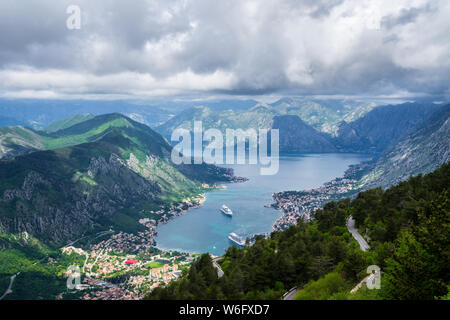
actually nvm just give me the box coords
[271,177,357,231]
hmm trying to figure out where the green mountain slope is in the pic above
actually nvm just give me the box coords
[0,113,176,159]
[0,231,85,300]
[0,114,233,245]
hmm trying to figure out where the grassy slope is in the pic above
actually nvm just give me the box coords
[44,114,95,133]
[1,113,166,157]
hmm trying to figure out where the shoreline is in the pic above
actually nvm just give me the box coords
[269,161,370,232]
[152,177,248,249]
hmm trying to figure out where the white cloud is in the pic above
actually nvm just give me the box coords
[0,67,236,98]
[0,0,448,99]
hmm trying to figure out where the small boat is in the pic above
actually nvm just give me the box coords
[228,232,246,247]
[220,204,233,216]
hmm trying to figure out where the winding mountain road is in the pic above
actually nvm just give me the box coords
[347,216,370,251]
[211,256,224,278]
[283,216,371,300]
[0,272,20,300]
[283,287,300,300]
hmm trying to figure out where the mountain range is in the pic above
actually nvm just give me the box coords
[0,98,261,130]
[0,100,448,243]
[155,97,377,139]
[269,97,377,134]
[334,102,442,153]
[155,99,446,158]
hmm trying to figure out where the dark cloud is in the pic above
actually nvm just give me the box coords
[381,3,436,29]
[309,0,345,18]
[0,0,448,100]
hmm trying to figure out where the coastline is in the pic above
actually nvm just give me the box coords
[269,161,371,232]
[152,177,248,249]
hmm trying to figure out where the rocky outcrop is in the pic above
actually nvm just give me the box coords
[0,155,161,244]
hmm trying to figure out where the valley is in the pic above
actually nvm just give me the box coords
[1,0,449,306]
[0,99,448,301]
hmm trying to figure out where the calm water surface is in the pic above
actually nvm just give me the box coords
[155,153,371,255]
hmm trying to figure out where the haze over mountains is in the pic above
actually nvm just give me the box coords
[155,97,377,139]
[0,98,261,130]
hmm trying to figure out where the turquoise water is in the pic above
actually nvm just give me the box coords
[155,153,371,255]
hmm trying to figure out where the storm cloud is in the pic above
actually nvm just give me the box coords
[0,0,449,100]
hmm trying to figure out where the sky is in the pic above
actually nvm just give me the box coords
[0,0,449,101]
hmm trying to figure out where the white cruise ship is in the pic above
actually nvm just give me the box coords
[220,204,233,216]
[228,232,246,246]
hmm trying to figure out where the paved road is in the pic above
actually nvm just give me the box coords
[211,256,224,278]
[347,216,370,251]
[89,240,111,273]
[283,287,299,300]
[0,272,20,300]
[283,216,371,299]
[350,273,376,293]
[82,253,89,273]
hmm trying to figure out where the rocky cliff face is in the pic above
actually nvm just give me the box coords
[359,104,450,189]
[0,153,161,244]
